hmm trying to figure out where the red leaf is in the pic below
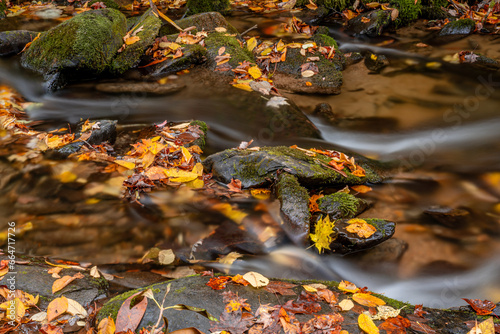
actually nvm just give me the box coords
[379,316,411,334]
[462,298,496,315]
[414,304,428,317]
[410,320,437,333]
[264,281,297,296]
[115,292,148,333]
[227,178,242,192]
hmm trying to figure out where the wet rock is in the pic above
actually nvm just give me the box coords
[464,53,500,72]
[0,30,39,56]
[203,146,382,189]
[0,255,108,308]
[328,218,396,254]
[272,34,344,94]
[364,52,389,73]
[317,192,369,219]
[346,10,392,37]
[439,19,475,36]
[95,81,185,95]
[21,9,127,90]
[109,9,161,75]
[276,173,311,245]
[159,11,238,37]
[48,120,117,159]
[141,44,207,78]
[312,102,336,123]
[98,274,481,333]
[204,32,254,72]
[343,51,364,67]
[424,206,470,228]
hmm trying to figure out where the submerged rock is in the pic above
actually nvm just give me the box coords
[364,52,389,73]
[0,30,39,56]
[327,217,396,254]
[21,8,127,90]
[95,81,185,95]
[317,192,369,219]
[346,10,392,36]
[109,9,161,75]
[276,173,311,245]
[439,19,475,36]
[186,0,230,15]
[203,146,382,189]
[424,206,470,228]
[159,11,238,37]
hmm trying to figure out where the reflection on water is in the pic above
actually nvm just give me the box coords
[2,15,500,306]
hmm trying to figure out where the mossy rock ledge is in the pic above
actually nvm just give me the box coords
[20,8,127,90]
[97,275,494,334]
[318,192,369,219]
[202,146,382,189]
[158,11,238,37]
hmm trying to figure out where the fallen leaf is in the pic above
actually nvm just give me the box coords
[468,317,495,334]
[115,292,148,333]
[66,298,88,319]
[215,27,227,32]
[248,66,262,79]
[339,299,354,311]
[206,276,231,290]
[52,275,78,294]
[301,70,316,77]
[265,281,297,295]
[247,37,257,52]
[351,185,372,193]
[90,266,100,278]
[243,271,269,288]
[158,249,175,265]
[227,178,242,192]
[97,316,116,334]
[358,313,379,334]
[47,296,68,322]
[463,298,496,315]
[338,280,359,293]
[309,215,335,253]
[346,220,377,238]
[353,293,386,307]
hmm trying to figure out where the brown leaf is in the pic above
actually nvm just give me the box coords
[47,296,68,322]
[115,292,148,333]
[52,275,77,294]
[463,298,496,315]
[379,316,411,334]
[264,281,297,295]
[227,178,242,192]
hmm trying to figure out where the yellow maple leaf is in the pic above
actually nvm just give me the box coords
[309,215,335,253]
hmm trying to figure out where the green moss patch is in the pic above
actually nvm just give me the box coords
[187,0,230,15]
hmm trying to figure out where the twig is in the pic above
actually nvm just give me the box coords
[148,0,184,32]
[241,24,258,36]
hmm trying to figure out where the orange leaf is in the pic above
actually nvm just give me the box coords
[98,316,116,334]
[206,276,231,290]
[353,293,386,307]
[47,296,68,322]
[338,280,358,293]
[308,194,324,213]
[358,313,379,333]
[346,220,377,238]
[463,298,496,315]
[227,178,242,192]
[351,185,372,193]
[139,57,168,68]
[52,276,77,294]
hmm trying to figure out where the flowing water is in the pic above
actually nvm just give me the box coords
[1,11,500,307]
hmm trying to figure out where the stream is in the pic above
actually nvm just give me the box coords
[1,10,500,308]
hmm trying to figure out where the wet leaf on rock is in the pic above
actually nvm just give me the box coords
[115,292,148,333]
[352,293,386,307]
[358,313,379,334]
[463,298,496,315]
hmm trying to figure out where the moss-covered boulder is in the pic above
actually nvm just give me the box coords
[89,0,120,9]
[317,192,369,219]
[187,0,230,15]
[321,217,396,254]
[159,11,238,37]
[203,146,382,189]
[421,0,448,19]
[439,18,476,36]
[0,30,39,56]
[109,9,161,75]
[390,0,422,26]
[204,32,254,71]
[20,8,127,90]
[346,9,392,36]
[271,34,344,94]
[277,173,311,245]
